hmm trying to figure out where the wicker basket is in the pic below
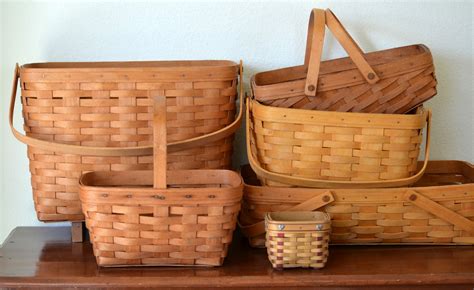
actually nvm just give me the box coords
[266,211,331,269]
[9,61,243,222]
[252,9,437,114]
[247,97,431,188]
[79,94,243,267]
[239,161,474,247]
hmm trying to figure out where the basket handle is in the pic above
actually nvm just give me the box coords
[304,9,380,97]
[239,190,334,238]
[246,98,432,188]
[9,61,244,156]
[152,93,167,189]
[404,190,474,233]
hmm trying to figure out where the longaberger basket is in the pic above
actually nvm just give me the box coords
[240,161,474,247]
[252,9,437,114]
[79,94,243,267]
[10,61,243,222]
[247,97,431,188]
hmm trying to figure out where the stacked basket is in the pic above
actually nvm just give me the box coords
[239,8,474,256]
[10,60,245,267]
[10,60,244,222]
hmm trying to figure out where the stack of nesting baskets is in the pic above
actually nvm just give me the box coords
[8,7,474,270]
[239,8,474,269]
[10,59,245,266]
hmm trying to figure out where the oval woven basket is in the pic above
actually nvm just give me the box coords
[79,94,243,267]
[10,61,243,222]
[247,97,431,188]
[252,9,437,114]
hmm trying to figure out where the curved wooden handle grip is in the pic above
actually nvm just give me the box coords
[304,9,380,97]
[9,61,244,156]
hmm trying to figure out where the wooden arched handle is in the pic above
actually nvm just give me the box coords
[9,61,244,156]
[304,9,380,97]
[239,190,334,238]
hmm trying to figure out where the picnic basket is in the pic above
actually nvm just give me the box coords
[247,97,431,188]
[266,211,331,269]
[252,9,437,114]
[9,60,243,222]
[79,94,243,267]
[239,161,474,247]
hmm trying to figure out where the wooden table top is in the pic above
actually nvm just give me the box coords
[1,226,473,289]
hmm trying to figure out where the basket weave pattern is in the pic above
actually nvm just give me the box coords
[18,63,238,221]
[265,212,330,269]
[252,9,437,114]
[80,172,242,266]
[239,161,474,246]
[248,99,428,187]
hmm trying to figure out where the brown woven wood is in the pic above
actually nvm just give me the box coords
[252,9,437,114]
[247,98,431,188]
[239,161,474,247]
[266,211,330,269]
[80,170,243,267]
[10,60,242,222]
[79,94,243,267]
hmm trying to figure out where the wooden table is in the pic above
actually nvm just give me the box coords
[1,227,473,289]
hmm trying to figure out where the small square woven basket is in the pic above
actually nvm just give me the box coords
[265,211,331,269]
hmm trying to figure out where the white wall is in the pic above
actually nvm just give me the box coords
[1,0,472,244]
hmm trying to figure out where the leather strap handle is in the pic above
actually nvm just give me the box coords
[304,9,380,96]
[246,98,432,188]
[404,190,474,233]
[239,191,334,238]
[9,61,244,156]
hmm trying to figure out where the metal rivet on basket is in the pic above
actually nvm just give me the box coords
[307,85,316,92]
[322,195,330,202]
[316,224,323,231]
[153,195,165,200]
[185,194,192,199]
[101,194,108,198]
[409,194,417,201]
[368,73,375,80]
[278,224,285,230]
[208,195,216,199]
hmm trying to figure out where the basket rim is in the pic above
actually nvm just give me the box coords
[250,97,428,129]
[252,44,431,86]
[79,169,243,205]
[240,161,474,204]
[266,211,331,224]
[80,169,242,189]
[20,60,239,71]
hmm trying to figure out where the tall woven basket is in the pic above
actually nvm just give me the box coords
[252,9,437,114]
[80,94,243,267]
[247,97,431,188]
[10,61,243,222]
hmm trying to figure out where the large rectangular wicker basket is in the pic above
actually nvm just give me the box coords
[239,161,474,247]
[247,97,431,188]
[79,94,243,267]
[10,61,243,222]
